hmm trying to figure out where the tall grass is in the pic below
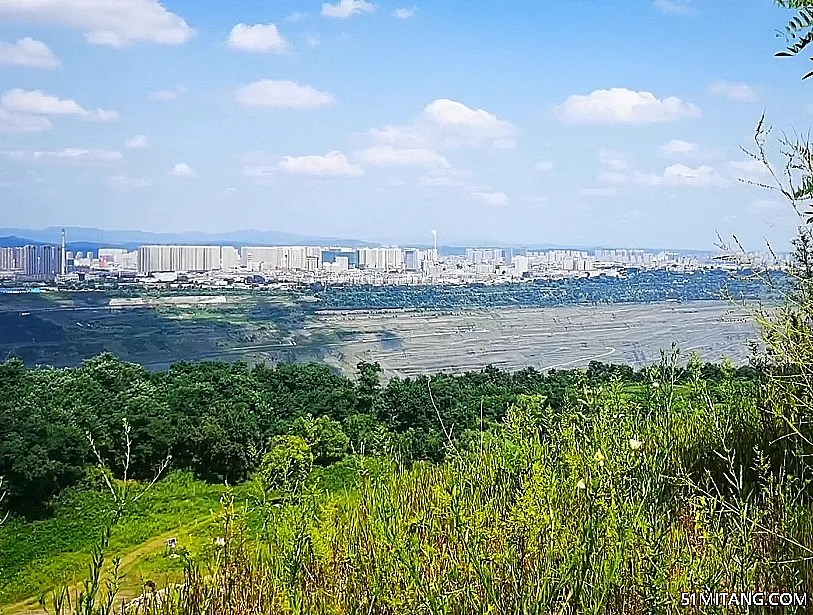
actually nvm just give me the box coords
[0,472,229,610]
[122,350,813,615]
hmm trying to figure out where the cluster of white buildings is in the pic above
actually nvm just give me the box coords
[96,249,139,270]
[0,245,63,277]
[133,245,439,275]
[136,246,240,274]
[464,248,510,265]
[55,243,794,283]
[593,249,658,266]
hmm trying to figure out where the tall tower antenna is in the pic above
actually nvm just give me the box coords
[61,228,66,276]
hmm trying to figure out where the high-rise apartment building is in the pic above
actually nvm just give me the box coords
[513,255,530,274]
[0,247,23,272]
[358,248,404,271]
[321,248,359,268]
[241,246,312,271]
[404,249,420,271]
[137,245,226,274]
[16,245,63,276]
[466,248,507,265]
[220,247,240,270]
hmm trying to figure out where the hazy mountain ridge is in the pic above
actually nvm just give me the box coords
[0,228,717,255]
[0,227,381,249]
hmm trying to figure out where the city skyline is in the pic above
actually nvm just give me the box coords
[2,237,786,282]
[0,1,808,250]
[0,223,771,254]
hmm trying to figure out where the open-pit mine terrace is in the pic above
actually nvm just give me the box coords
[310,301,759,378]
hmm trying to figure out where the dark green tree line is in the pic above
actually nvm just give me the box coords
[0,352,758,516]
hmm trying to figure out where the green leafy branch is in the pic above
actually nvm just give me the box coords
[776,1,813,78]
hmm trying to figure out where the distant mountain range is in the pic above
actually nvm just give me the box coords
[0,236,113,254]
[0,226,719,255]
[0,227,381,251]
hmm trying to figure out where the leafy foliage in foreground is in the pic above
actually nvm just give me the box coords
[120,361,813,615]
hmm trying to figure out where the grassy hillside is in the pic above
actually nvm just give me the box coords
[0,473,228,608]
[3,352,812,613]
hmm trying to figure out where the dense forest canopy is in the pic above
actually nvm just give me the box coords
[0,353,758,515]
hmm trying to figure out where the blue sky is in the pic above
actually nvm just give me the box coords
[0,0,809,249]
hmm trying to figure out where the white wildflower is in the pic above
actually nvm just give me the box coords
[576,479,587,490]
[629,439,643,451]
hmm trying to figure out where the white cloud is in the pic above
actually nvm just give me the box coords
[653,0,698,16]
[662,163,726,187]
[304,34,321,47]
[322,0,375,18]
[558,88,701,124]
[593,157,664,188]
[1,147,122,163]
[593,148,728,190]
[728,159,772,183]
[171,162,196,177]
[371,99,517,150]
[279,151,363,177]
[359,146,449,168]
[286,12,308,22]
[534,160,553,172]
[658,139,724,161]
[110,174,151,187]
[598,149,628,171]
[1,89,119,122]
[471,191,508,206]
[148,85,186,102]
[394,7,417,19]
[583,187,618,197]
[709,81,758,103]
[592,150,632,186]
[594,162,724,189]
[424,99,517,148]
[0,107,52,133]
[124,135,149,149]
[0,0,194,47]
[0,37,60,68]
[369,125,425,147]
[236,80,335,109]
[228,23,289,54]
[659,139,696,156]
[419,168,507,205]
[149,90,177,101]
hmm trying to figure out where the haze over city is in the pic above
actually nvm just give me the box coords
[0,0,806,250]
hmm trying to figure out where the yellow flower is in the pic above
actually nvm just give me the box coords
[593,450,605,464]
[629,439,643,451]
